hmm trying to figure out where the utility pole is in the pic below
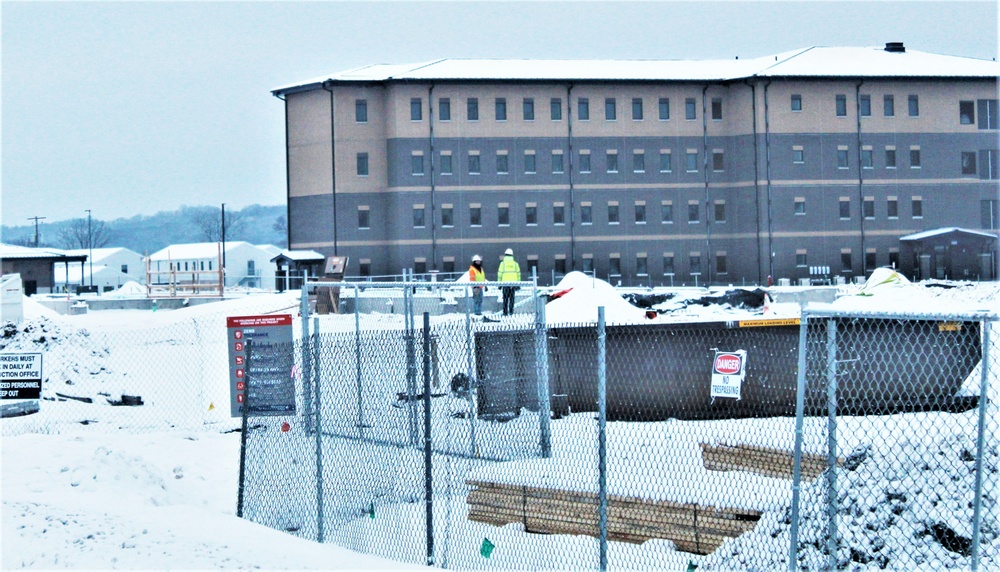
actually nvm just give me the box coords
[85,209,93,290]
[28,216,46,247]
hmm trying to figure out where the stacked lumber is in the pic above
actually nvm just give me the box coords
[466,480,761,555]
[700,442,843,480]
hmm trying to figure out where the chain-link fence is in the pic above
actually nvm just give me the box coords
[238,289,998,571]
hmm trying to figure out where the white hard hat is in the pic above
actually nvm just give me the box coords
[472,254,482,262]
[505,248,513,256]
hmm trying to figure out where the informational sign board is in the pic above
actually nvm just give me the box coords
[0,352,43,400]
[226,315,295,417]
[710,350,747,400]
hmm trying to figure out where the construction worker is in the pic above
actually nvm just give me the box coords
[497,248,521,316]
[468,255,486,315]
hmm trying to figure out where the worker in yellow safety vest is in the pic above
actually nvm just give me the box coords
[496,248,521,316]
[468,255,486,315]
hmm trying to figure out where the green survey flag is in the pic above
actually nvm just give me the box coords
[480,537,495,558]
[368,501,375,519]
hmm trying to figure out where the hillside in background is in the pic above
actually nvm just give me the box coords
[2,204,287,255]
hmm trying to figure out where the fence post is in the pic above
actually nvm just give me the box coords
[301,278,312,428]
[313,317,325,543]
[534,269,552,458]
[824,318,839,569]
[597,306,608,572]
[422,312,435,567]
[464,283,478,457]
[970,316,992,571]
[354,284,367,432]
[405,271,419,446]
[236,339,253,519]
[788,313,810,570]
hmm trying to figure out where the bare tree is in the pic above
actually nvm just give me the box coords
[4,235,37,247]
[191,207,245,242]
[273,215,288,247]
[58,218,114,249]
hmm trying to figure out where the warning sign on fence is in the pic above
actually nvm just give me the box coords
[710,350,746,400]
[0,353,43,400]
[226,315,295,417]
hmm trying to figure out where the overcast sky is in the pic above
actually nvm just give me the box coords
[3,1,997,226]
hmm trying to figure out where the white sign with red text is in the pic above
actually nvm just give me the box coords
[711,350,747,400]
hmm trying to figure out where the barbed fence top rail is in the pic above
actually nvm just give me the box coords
[802,304,998,321]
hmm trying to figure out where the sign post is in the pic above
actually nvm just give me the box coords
[227,314,295,417]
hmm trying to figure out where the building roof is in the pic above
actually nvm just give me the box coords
[59,247,143,262]
[900,227,999,241]
[273,45,1000,94]
[148,241,252,261]
[271,249,326,264]
[0,243,88,262]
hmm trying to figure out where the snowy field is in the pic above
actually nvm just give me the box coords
[2,273,998,570]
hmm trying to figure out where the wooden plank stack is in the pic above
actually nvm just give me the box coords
[699,442,843,480]
[466,480,761,555]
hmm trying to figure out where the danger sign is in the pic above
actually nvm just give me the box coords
[711,350,746,400]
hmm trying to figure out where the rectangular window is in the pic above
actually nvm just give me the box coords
[659,151,672,172]
[633,151,645,173]
[711,98,722,120]
[356,152,369,176]
[796,252,807,267]
[981,149,999,179]
[960,101,975,125]
[794,197,806,215]
[793,148,805,163]
[553,257,565,275]
[414,259,427,274]
[887,197,898,218]
[357,207,369,229]
[552,152,564,174]
[661,201,673,224]
[635,202,646,224]
[525,204,537,226]
[888,250,899,269]
[582,257,594,274]
[607,202,619,224]
[524,152,537,174]
[685,97,697,120]
[579,152,591,173]
[443,259,455,274]
[841,251,852,272]
[553,203,565,225]
[495,98,507,121]
[908,94,919,117]
[663,254,675,275]
[836,94,847,117]
[686,151,698,172]
[886,148,897,168]
[550,98,562,120]
[837,148,849,169]
[978,99,999,129]
[712,151,724,171]
[912,197,923,218]
[859,94,871,117]
[468,153,480,175]
[636,255,648,276]
[578,98,590,120]
[688,201,700,223]
[609,256,621,277]
[605,98,617,121]
[884,94,895,117]
[467,98,479,121]
[658,97,670,120]
[121,264,128,274]
[440,153,453,175]
[862,148,873,169]
[439,97,451,121]
[910,148,921,168]
[840,198,850,219]
[714,201,726,223]
[496,152,509,175]
[689,253,701,275]
[581,203,593,224]
[632,98,643,120]
[411,154,424,176]
[962,151,978,175]
[791,94,802,111]
[469,205,482,226]
[410,98,422,121]
[982,199,999,229]
[715,253,727,274]
[523,98,534,121]
[441,205,454,227]
[412,205,425,227]
[863,196,875,219]
[355,99,368,123]
[359,261,371,277]
[498,205,510,226]
[606,151,619,173]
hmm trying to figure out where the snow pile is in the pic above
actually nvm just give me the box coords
[705,429,999,570]
[546,272,647,324]
[106,280,146,296]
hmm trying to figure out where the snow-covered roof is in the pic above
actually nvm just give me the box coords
[59,247,143,262]
[900,227,999,241]
[148,241,259,261]
[271,249,326,264]
[255,244,282,258]
[0,244,87,261]
[273,46,1000,94]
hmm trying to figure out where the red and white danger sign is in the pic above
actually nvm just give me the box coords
[711,350,747,400]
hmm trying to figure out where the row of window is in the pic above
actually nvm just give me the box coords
[353,196,927,230]
[356,96,999,128]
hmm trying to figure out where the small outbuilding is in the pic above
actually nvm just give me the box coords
[271,249,326,292]
[899,227,998,281]
[0,244,88,295]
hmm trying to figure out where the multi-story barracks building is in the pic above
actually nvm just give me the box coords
[272,43,999,286]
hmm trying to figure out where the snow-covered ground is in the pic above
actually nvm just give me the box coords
[2,272,998,570]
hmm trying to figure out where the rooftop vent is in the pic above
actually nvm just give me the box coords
[885,42,906,53]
